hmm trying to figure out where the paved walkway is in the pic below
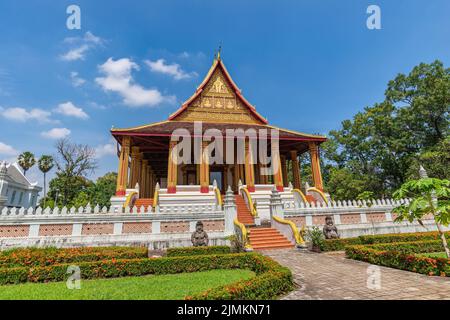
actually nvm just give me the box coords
[262,249,450,300]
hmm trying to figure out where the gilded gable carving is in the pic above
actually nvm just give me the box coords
[173,67,263,124]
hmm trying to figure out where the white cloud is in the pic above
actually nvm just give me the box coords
[60,45,89,61]
[95,142,116,158]
[60,31,104,62]
[54,101,89,119]
[145,59,197,80]
[0,141,19,156]
[95,57,175,107]
[1,107,53,123]
[70,71,86,87]
[41,128,71,139]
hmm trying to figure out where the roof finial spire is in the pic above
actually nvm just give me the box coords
[214,43,222,61]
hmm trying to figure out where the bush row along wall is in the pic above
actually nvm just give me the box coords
[321,231,450,251]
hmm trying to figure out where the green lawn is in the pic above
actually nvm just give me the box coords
[417,252,449,259]
[0,269,255,300]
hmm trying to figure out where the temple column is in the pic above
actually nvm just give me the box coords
[115,136,131,196]
[223,165,228,190]
[140,159,148,197]
[244,139,255,192]
[272,148,284,192]
[233,164,239,192]
[259,164,268,184]
[167,141,178,193]
[281,155,289,187]
[290,150,301,190]
[199,141,210,193]
[129,146,140,188]
[309,142,323,190]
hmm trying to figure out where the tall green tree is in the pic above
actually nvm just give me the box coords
[17,151,36,176]
[37,155,54,208]
[53,138,97,206]
[323,60,449,199]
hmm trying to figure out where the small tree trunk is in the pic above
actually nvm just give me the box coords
[43,173,47,208]
[435,220,450,258]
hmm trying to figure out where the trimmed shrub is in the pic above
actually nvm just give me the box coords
[167,246,231,257]
[0,246,148,268]
[345,242,450,277]
[0,253,293,300]
[322,231,450,252]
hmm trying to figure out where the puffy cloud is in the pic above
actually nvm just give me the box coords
[95,142,116,158]
[145,59,197,80]
[95,57,175,107]
[0,141,19,156]
[1,107,53,123]
[70,71,86,87]
[54,101,89,119]
[41,128,71,139]
[60,31,104,62]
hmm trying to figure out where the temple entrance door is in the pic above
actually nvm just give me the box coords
[210,170,223,192]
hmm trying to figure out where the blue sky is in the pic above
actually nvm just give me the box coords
[0,0,449,186]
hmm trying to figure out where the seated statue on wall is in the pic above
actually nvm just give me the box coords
[323,215,339,239]
[191,221,209,246]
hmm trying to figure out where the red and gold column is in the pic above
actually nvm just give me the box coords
[290,150,301,190]
[244,139,255,192]
[115,136,131,196]
[199,141,210,193]
[272,148,284,192]
[309,142,323,190]
[281,155,288,187]
[167,141,178,193]
[140,159,148,198]
[129,146,140,188]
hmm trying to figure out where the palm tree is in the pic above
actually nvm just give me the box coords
[38,155,54,208]
[17,151,36,176]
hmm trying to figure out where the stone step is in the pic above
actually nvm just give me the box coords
[251,243,294,250]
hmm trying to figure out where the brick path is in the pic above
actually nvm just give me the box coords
[262,249,450,300]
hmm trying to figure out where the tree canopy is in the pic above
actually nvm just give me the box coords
[322,60,449,199]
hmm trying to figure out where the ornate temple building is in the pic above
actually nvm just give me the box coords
[110,53,328,223]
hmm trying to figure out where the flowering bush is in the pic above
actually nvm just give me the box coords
[345,241,450,277]
[0,246,148,268]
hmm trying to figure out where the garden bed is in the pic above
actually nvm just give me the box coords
[0,246,293,300]
[345,241,450,277]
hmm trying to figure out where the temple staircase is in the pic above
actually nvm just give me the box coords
[134,198,153,213]
[235,194,293,250]
[248,227,294,250]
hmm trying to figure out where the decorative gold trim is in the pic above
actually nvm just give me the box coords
[233,218,252,250]
[306,187,328,204]
[111,120,171,132]
[292,188,308,203]
[240,187,257,217]
[272,215,306,246]
[214,186,223,206]
[123,191,138,208]
[153,189,159,210]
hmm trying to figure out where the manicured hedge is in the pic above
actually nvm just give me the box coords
[0,253,293,299]
[167,246,231,257]
[0,246,148,268]
[322,231,450,252]
[367,240,445,254]
[345,242,450,277]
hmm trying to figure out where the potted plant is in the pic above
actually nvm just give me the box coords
[306,226,325,253]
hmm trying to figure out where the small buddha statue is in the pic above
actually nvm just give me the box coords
[323,215,339,239]
[191,221,209,246]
